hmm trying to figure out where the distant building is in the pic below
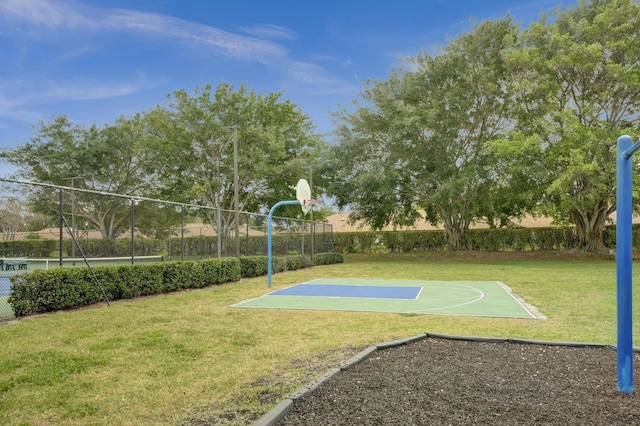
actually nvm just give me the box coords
[325,213,563,233]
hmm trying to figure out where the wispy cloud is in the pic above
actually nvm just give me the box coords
[237,24,297,41]
[311,54,352,68]
[0,0,351,120]
[0,0,92,32]
[0,0,289,63]
[0,76,165,120]
[286,62,358,95]
[288,62,343,86]
[104,10,289,63]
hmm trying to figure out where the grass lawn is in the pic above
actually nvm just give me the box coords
[0,252,638,425]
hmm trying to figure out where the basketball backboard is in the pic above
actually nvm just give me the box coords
[296,179,312,214]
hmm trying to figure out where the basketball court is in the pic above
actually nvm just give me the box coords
[231,278,541,318]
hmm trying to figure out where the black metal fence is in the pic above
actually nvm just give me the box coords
[0,178,333,319]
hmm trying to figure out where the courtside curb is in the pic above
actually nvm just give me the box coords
[507,338,606,348]
[338,345,378,370]
[425,332,508,343]
[288,368,341,400]
[253,399,293,426]
[253,332,636,425]
[376,333,428,349]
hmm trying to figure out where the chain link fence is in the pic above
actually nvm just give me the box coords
[0,178,333,319]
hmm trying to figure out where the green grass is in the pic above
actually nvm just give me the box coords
[0,252,637,425]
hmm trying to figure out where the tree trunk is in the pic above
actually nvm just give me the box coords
[570,203,609,253]
[440,207,470,251]
[444,226,463,251]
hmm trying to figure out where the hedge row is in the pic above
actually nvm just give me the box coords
[312,252,346,265]
[0,231,334,258]
[8,253,344,317]
[239,254,310,278]
[332,227,624,253]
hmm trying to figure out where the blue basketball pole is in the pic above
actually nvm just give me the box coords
[267,200,301,287]
[616,135,640,394]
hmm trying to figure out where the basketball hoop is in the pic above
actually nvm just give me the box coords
[266,180,323,287]
[295,179,321,214]
[302,198,322,214]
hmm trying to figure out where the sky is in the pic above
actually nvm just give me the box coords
[0,0,578,176]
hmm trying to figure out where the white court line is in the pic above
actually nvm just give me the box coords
[409,282,485,313]
[497,281,542,319]
[414,286,424,300]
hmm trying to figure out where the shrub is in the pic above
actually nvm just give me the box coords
[9,269,103,316]
[9,257,241,317]
[7,254,339,317]
[240,257,268,278]
[200,258,241,284]
[95,263,165,299]
[285,255,312,270]
[313,252,344,265]
[162,261,204,292]
[271,256,287,274]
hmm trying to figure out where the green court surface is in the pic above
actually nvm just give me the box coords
[231,278,541,319]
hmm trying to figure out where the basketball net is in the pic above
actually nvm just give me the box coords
[302,199,321,215]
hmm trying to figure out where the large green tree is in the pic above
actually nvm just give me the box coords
[329,18,521,249]
[490,0,640,252]
[144,83,324,252]
[1,114,160,239]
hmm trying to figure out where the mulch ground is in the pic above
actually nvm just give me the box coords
[275,337,640,425]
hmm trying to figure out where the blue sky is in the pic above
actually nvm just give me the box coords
[0,0,576,175]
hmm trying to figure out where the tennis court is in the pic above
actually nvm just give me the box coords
[232,278,541,318]
[0,278,13,298]
[0,273,19,318]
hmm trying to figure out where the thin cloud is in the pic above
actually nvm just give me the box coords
[237,24,297,41]
[310,54,352,67]
[103,9,289,63]
[0,0,91,32]
[0,0,351,118]
[0,77,165,119]
[288,62,344,85]
[286,62,358,95]
[1,0,289,63]
[54,46,96,63]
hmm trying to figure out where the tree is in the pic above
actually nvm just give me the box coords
[490,0,640,252]
[144,83,324,253]
[0,198,23,240]
[0,114,162,239]
[329,18,521,249]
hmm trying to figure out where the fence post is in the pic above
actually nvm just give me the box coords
[216,209,222,258]
[181,206,185,262]
[59,189,64,266]
[130,199,135,264]
[322,223,326,253]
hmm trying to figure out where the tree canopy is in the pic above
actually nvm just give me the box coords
[144,83,322,214]
[1,83,326,241]
[490,0,640,252]
[328,0,640,252]
[0,114,159,239]
[329,17,522,249]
